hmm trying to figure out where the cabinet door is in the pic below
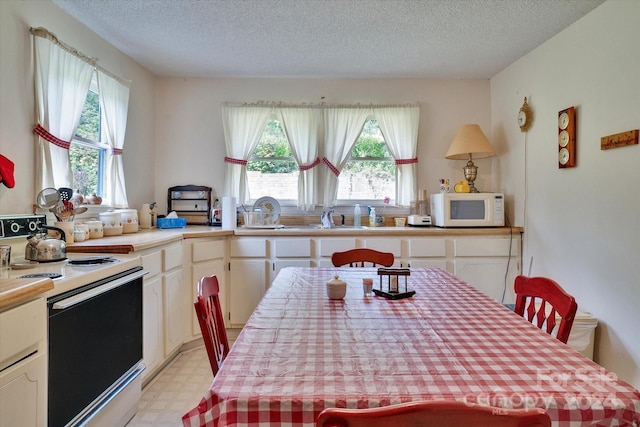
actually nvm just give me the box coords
[0,352,46,427]
[453,257,520,304]
[273,259,312,283]
[163,269,183,357]
[408,238,448,270]
[192,259,226,336]
[142,275,163,381]
[229,259,267,327]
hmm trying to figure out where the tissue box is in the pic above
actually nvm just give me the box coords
[156,217,187,229]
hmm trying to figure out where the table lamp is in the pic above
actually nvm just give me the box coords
[445,124,495,193]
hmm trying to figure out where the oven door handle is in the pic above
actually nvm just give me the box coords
[52,270,148,310]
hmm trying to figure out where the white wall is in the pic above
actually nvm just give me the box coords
[154,77,491,214]
[0,0,156,215]
[491,0,640,388]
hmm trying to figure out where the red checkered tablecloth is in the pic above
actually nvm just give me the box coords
[183,267,640,427]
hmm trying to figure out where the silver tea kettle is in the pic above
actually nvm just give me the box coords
[25,225,67,262]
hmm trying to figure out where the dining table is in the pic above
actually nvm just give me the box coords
[182,267,640,427]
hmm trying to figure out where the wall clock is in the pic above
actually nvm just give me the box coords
[558,106,576,168]
[517,97,533,132]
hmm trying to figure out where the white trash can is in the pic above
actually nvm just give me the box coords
[566,311,598,360]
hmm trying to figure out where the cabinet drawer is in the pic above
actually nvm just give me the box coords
[363,238,401,257]
[192,240,225,263]
[0,298,45,371]
[141,251,162,277]
[274,239,311,258]
[230,238,268,258]
[163,243,183,271]
[454,237,519,257]
[318,238,357,257]
[409,239,447,257]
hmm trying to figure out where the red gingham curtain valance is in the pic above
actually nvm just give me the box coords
[322,157,340,177]
[224,156,248,166]
[33,123,71,150]
[298,157,320,171]
[395,157,418,165]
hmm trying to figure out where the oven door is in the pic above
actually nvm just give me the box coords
[47,267,146,427]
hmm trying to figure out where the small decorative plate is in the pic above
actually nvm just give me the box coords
[253,196,281,224]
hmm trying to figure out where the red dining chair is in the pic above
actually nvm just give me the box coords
[514,275,578,344]
[331,248,394,267]
[316,400,551,427]
[194,275,230,376]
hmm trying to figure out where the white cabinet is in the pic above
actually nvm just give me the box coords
[407,238,448,270]
[228,259,267,327]
[272,238,313,279]
[142,275,163,379]
[451,236,520,304]
[361,238,401,266]
[225,231,521,327]
[140,241,184,383]
[184,237,227,340]
[163,269,183,357]
[317,238,357,267]
[0,298,47,427]
[229,238,268,327]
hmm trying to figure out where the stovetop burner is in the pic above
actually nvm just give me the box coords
[68,256,117,265]
[19,272,63,279]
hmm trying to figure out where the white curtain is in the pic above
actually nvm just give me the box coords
[32,28,95,196]
[322,107,370,207]
[221,105,272,204]
[374,105,420,207]
[98,69,131,208]
[277,107,322,210]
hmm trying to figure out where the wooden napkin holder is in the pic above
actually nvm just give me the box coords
[374,267,415,300]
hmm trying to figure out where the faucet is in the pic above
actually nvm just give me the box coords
[320,208,334,228]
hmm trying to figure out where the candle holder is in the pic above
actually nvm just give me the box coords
[373,268,415,300]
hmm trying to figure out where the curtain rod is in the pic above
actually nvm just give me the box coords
[222,101,420,109]
[30,26,130,86]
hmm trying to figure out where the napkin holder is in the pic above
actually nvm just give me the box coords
[374,268,415,300]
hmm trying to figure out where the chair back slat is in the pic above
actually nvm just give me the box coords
[514,276,578,344]
[194,275,230,375]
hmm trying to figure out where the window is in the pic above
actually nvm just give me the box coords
[246,118,396,205]
[70,74,107,197]
[246,119,299,201]
[337,119,395,201]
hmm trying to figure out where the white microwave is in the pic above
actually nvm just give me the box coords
[430,192,504,227]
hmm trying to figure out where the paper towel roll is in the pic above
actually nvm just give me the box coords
[221,197,237,229]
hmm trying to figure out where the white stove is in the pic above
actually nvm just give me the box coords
[8,253,141,297]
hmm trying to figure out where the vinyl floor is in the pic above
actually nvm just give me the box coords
[126,345,212,427]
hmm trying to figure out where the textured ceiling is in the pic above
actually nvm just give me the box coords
[51,0,605,79]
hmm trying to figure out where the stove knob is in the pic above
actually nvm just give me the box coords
[10,221,20,233]
[28,221,39,232]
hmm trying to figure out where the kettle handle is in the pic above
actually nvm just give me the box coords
[42,225,66,242]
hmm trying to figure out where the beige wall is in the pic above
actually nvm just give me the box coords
[491,0,639,388]
[0,0,156,215]
[154,77,491,214]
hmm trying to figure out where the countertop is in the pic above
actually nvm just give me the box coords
[67,226,233,253]
[0,277,54,310]
[68,225,522,254]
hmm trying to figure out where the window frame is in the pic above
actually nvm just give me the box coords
[70,72,108,198]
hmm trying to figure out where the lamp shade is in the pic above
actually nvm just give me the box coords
[445,124,495,160]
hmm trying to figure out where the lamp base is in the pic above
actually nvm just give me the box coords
[463,159,479,193]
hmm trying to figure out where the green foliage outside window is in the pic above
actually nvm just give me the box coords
[70,88,103,196]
